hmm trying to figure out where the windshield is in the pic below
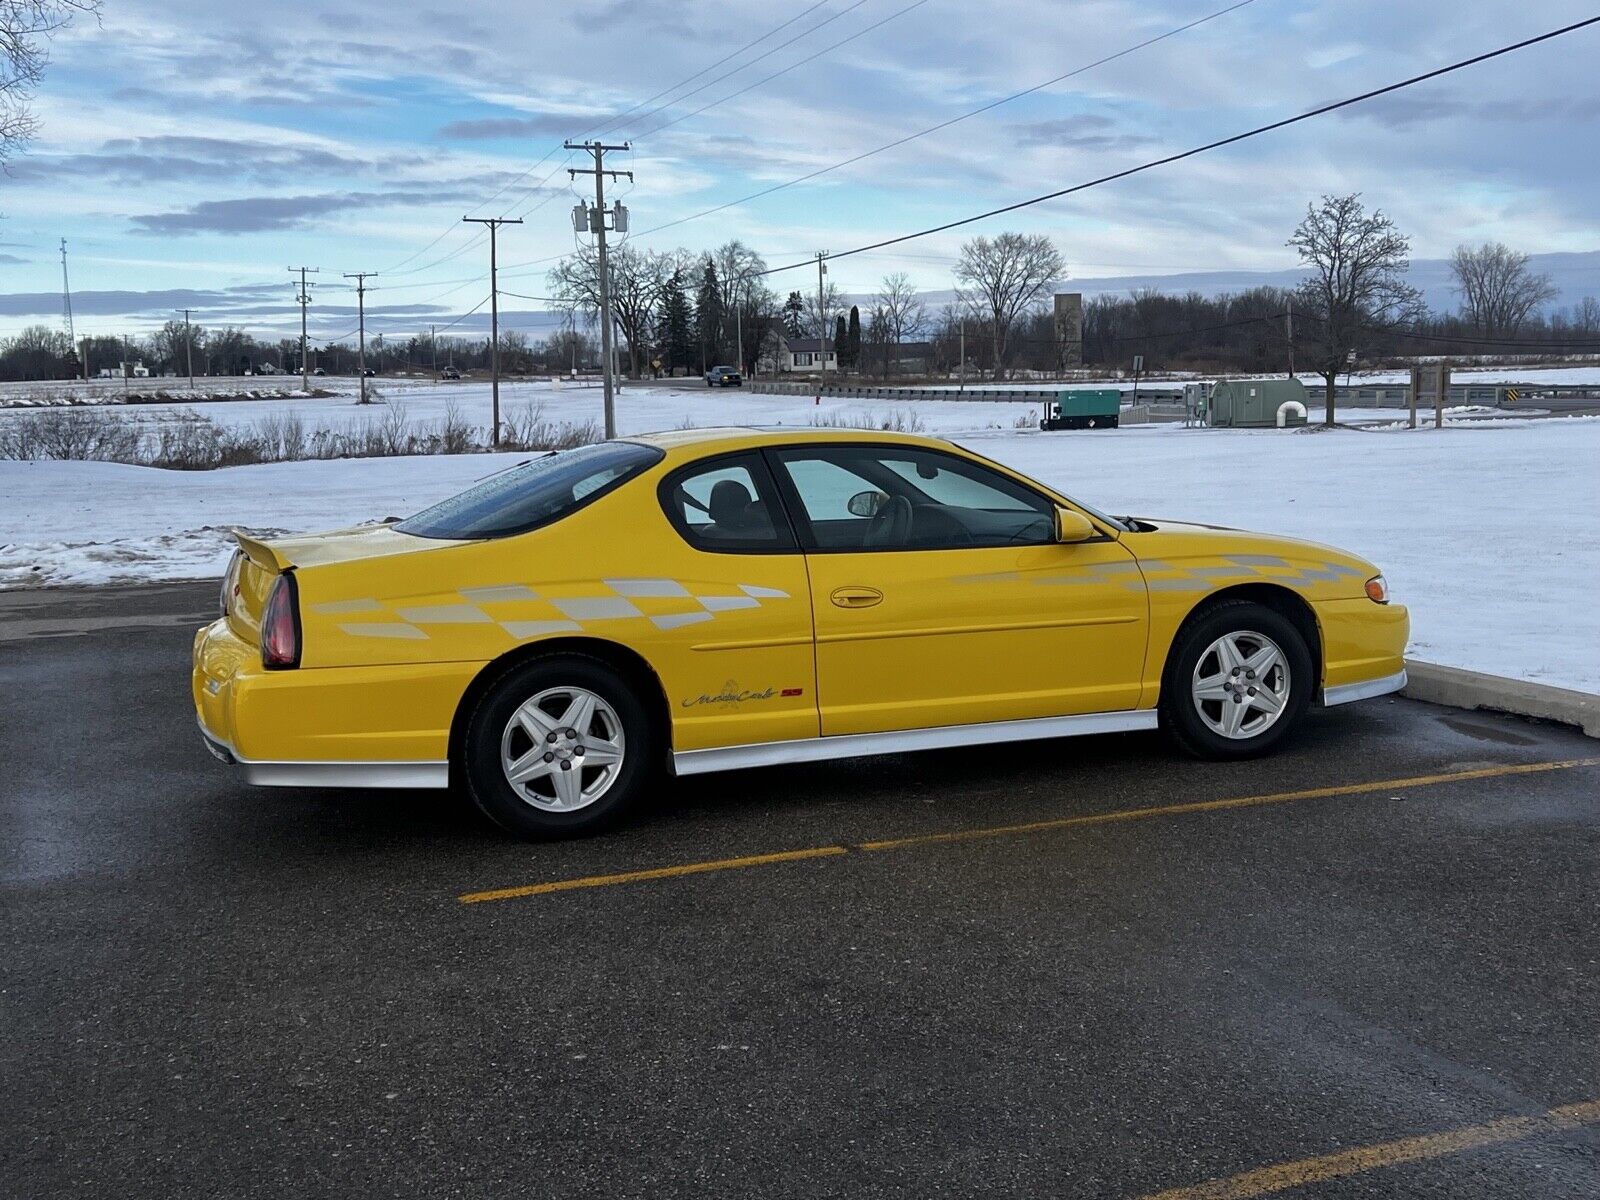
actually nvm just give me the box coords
[396,442,662,540]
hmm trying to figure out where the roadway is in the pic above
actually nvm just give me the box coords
[4,582,1597,1198]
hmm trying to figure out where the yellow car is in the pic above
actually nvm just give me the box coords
[194,428,1408,837]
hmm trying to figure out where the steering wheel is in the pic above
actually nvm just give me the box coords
[863,495,914,548]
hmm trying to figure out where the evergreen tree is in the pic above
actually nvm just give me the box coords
[833,315,848,371]
[782,291,806,337]
[657,270,695,375]
[846,305,862,370]
[696,260,725,370]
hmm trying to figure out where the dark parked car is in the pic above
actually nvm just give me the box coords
[362,367,377,378]
[705,365,742,387]
[440,365,461,380]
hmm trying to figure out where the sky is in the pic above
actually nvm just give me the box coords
[1,0,1598,343]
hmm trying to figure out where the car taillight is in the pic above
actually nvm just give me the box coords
[261,573,301,669]
[220,549,240,617]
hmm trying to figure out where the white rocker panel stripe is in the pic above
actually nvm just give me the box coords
[672,709,1160,776]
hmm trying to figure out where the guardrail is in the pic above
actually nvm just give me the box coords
[746,379,1598,409]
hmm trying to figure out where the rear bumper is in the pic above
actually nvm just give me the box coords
[193,617,457,789]
[196,713,448,787]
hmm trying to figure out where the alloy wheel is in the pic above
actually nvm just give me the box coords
[1191,630,1292,740]
[499,686,626,812]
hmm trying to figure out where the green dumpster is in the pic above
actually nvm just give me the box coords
[1041,388,1121,431]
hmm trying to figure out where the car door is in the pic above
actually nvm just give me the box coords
[652,451,819,752]
[767,443,1147,737]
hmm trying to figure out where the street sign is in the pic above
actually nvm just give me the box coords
[1410,362,1449,430]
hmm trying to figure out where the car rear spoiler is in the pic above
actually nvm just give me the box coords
[230,529,292,575]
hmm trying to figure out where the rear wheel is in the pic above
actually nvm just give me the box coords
[461,654,657,838]
[1160,600,1312,759]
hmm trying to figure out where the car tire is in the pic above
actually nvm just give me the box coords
[460,654,658,839]
[1160,599,1312,760]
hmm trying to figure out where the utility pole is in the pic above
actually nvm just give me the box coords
[177,308,195,389]
[342,272,376,403]
[121,334,131,400]
[1284,297,1294,378]
[731,272,745,377]
[566,141,632,439]
[288,266,318,391]
[463,215,523,445]
[60,239,75,348]
[958,316,966,393]
[431,324,438,379]
[814,250,829,405]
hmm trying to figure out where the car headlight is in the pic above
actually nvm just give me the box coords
[1365,574,1390,604]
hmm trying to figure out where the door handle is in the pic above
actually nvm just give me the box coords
[831,586,883,609]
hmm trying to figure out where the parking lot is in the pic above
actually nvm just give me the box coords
[4,582,1598,1198]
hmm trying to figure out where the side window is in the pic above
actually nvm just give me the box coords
[660,454,797,553]
[774,446,1054,551]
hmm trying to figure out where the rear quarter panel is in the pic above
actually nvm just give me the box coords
[291,464,818,753]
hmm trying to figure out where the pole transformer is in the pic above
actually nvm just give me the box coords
[288,266,319,392]
[566,140,632,440]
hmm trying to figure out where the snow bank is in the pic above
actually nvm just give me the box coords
[2,412,1596,694]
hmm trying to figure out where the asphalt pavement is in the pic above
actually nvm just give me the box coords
[3,582,1597,1199]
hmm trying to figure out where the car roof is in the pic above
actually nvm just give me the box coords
[622,426,956,456]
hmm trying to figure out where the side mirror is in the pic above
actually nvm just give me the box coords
[1054,507,1096,544]
[848,490,887,518]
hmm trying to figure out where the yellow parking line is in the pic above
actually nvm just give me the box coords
[458,845,847,904]
[458,757,1599,904]
[855,758,1600,852]
[1136,1098,1600,1200]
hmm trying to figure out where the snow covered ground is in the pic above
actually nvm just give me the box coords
[2,390,1597,693]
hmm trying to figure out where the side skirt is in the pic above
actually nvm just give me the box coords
[672,709,1160,777]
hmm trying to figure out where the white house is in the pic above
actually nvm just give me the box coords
[758,332,838,373]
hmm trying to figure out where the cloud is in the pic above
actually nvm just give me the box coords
[1009,116,1157,151]
[436,114,582,140]
[129,194,355,234]
[128,186,487,234]
[0,254,29,264]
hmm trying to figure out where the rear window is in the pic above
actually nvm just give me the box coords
[396,442,662,540]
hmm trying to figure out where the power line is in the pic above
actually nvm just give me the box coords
[372,3,846,275]
[744,14,1600,280]
[636,0,1259,237]
[631,0,929,142]
[615,0,871,140]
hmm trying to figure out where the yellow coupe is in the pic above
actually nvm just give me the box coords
[194,428,1408,837]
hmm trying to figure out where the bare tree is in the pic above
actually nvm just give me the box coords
[2,1,99,166]
[1288,194,1424,426]
[1574,296,1600,335]
[954,233,1065,380]
[808,280,842,344]
[548,243,676,378]
[874,272,926,377]
[1449,242,1559,337]
[712,240,778,372]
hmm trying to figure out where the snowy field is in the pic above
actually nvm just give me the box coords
[1,385,1597,693]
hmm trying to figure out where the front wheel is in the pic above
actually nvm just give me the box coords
[460,654,657,838]
[1160,600,1312,759]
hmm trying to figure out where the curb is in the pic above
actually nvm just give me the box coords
[1403,660,1600,738]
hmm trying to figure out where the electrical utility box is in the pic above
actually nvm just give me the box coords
[1208,378,1309,428]
[1041,388,1121,430]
